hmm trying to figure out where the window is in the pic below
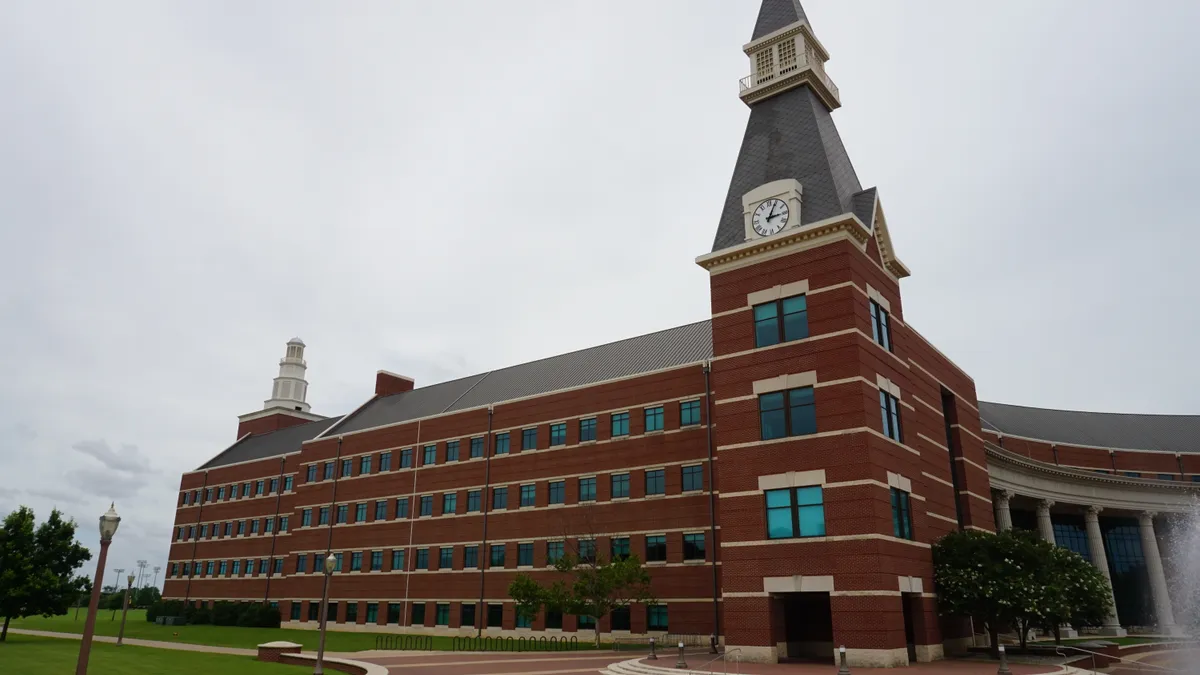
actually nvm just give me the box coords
[683,533,706,560]
[219,560,228,576]
[232,560,241,575]
[436,603,450,626]
[644,406,664,432]
[646,535,666,562]
[879,390,903,442]
[611,607,630,631]
[217,486,225,500]
[443,492,457,514]
[260,559,270,574]
[611,412,629,436]
[891,488,913,540]
[579,418,597,442]
[470,437,484,458]
[578,615,595,629]
[490,544,506,567]
[266,518,276,533]
[391,549,405,571]
[396,498,409,518]
[170,562,179,577]
[206,488,213,502]
[611,473,630,499]
[759,387,816,439]
[375,500,387,520]
[446,440,460,462]
[522,427,537,450]
[366,602,378,623]
[289,602,302,621]
[550,423,566,446]
[412,603,426,626]
[380,451,392,472]
[516,542,534,567]
[284,476,293,491]
[355,503,367,523]
[250,520,259,534]
[439,546,453,569]
[318,507,329,525]
[578,538,596,564]
[237,521,245,535]
[341,459,352,477]
[461,603,477,628]
[680,400,701,426]
[645,469,665,495]
[754,294,808,347]
[423,444,436,465]
[464,545,479,568]
[1158,474,1174,481]
[494,433,510,455]
[487,604,503,627]
[387,603,401,624]
[307,465,318,482]
[420,495,433,517]
[200,524,208,538]
[297,554,307,573]
[682,465,703,492]
[492,487,508,510]
[270,478,278,493]
[548,480,565,504]
[579,477,596,502]
[648,605,668,631]
[547,541,564,565]
[280,517,288,532]
[224,522,233,536]
[360,456,371,474]
[611,537,630,561]
[546,609,563,629]
[332,553,343,572]
[766,486,825,538]
[520,484,536,507]
[206,561,214,576]
[308,602,321,622]
[323,462,334,480]
[400,448,413,468]
[371,550,383,571]
[274,558,284,574]
[336,504,348,524]
[869,299,892,352]
[256,480,265,495]
[516,611,532,629]
[467,490,481,512]
[416,548,429,570]
[346,602,357,622]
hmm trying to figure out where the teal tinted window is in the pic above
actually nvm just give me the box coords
[645,406,664,432]
[550,423,567,446]
[579,477,596,501]
[522,428,537,450]
[754,302,779,347]
[494,433,510,454]
[446,441,459,462]
[680,400,701,426]
[758,392,786,440]
[611,412,629,436]
[580,418,596,441]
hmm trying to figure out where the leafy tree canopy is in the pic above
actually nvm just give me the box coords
[0,506,92,641]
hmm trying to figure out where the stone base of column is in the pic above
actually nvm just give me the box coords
[838,647,909,668]
[1096,625,1128,637]
[725,644,778,663]
[914,644,944,663]
[1058,626,1079,639]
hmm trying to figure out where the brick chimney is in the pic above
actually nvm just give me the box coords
[376,370,415,397]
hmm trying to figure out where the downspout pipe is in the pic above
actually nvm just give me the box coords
[476,405,495,638]
[703,362,720,645]
[319,437,345,623]
[183,470,209,607]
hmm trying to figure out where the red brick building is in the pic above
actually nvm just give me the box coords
[164,0,1198,666]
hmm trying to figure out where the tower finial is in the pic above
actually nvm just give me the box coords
[263,337,311,413]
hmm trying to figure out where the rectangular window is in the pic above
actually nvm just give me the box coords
[547,541,564,565]
[366,602,378,623]
[516,611,532,629]
[467,490,481,512]
[412,603,426,626]
[644,406,664,432]
[380,451,392,472]
[490,544,506,568]
[219,561,228,576]
[237,521,245,535]
[420,495,433,517]
[550,423,566,446]
[439,546,453,569]
[318,507,329,525]
[297,554,307,573]
[461,603,477,629]
[611,412,629,437]
[341,459,352,477]
[206,561,214,576]
[522,427,537,450]
[517,542,534,566]
[205,488,213,502]
[308,602,320,622]
[648,605,668,631]
[360,456,371,475]
[683,533,706,560]
[470,437,484,458]
[464,545,479,568]
[391,549,405,571]
[416,548,429,570]
[611,536,630,561]
[423,444,436,465]
[256,480,265,495]
[371,550,383,571]
[579,418,597,442]
[611,607,630,631]
[200,524,208,538]
[578,615,595,629]
[680,399,701,426]
[646,535,666,562]
[766,486,826,538]
[520,484,536,507]
[579,477,596,502]
[436,603,450,626]
[273,558,283,574]
[355,503,367,523]
[548,480,565,504]
[492,487,508,510]
[224,522,233,536]
[396,498,409,518]
[232,560,241,575]
[682,465,703,492]
[879,390,903,442]
[323,462,334,480]
[446,440,460,462]
[891,488,914,540]
[400,448,413,468]
[250,520,259,534]
[217,486,225,500]
[346,602,357,622]
[307,465,318,482]
[170,562,179,577]
[336,504,348,524]
[759,386,816,440]
[754,294,808,347]
[260,559,270,574]
[270,478,279,494]
[265,518,274,534]
[494,433,510,455]
[387,603,401,624]
[350,552,362,571]
[578,538,596,564]
[869,299,893,352]
[611,473,630,498]
[443,492,457,514]
[375,500,387,520]
[487,604,503,627]
[645,469,665,495]
[546,609,563,629]
[284,476,293,491]
[280,516,288,532]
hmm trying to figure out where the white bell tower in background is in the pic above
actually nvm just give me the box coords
[263,337,311,412]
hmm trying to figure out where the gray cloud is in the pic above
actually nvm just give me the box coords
[71,440,155,476]
[65,466,152,500]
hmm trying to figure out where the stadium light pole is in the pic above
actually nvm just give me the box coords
[75,503,120,675]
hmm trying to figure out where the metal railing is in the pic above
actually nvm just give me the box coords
[451,635,579,652]
[374,634,433,651]
[1054,645,1187,675]
[739,57,839,100]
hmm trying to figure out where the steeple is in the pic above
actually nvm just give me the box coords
[263,337,311,413]
[752,0,810,41]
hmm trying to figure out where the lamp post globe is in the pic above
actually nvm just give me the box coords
[324,554,337,574]
[76,503,120,675]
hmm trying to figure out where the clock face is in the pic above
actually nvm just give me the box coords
[752,198,789,237]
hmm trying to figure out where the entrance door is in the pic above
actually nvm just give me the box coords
[780,592,833,662]
[901,593,917,663]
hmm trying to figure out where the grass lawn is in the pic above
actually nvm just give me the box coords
[0,634,302,674]
[11,609,599,652]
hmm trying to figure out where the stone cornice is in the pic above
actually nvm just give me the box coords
[696,214,871,274]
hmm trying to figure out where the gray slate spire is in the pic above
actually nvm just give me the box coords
[753,0,810,39]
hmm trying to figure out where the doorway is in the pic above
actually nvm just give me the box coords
[901,593,918,663]
[780,592,833,662]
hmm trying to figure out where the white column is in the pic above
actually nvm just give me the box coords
[1084,506,1126,636]
[1138,512,1183,636]
[994,490,1013,532]
[1036,500,1056,544]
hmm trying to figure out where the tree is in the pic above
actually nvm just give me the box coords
[1035,545,1113,643]
[134,585,161,608]
[0,507,92,641]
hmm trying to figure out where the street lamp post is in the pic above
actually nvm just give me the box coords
[117,573,135,646]
[313,553,337,675]
[75,503,121,675]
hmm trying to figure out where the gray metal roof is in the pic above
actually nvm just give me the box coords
[197,416,341,470]
[850,188,876,228]
[979,401,1200,454]
[753,0,810,40]
[333,320,714,435]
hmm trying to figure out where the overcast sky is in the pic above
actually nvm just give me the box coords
[2,0,1198,583]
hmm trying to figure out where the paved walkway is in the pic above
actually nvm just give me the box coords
[7,628,256,656]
